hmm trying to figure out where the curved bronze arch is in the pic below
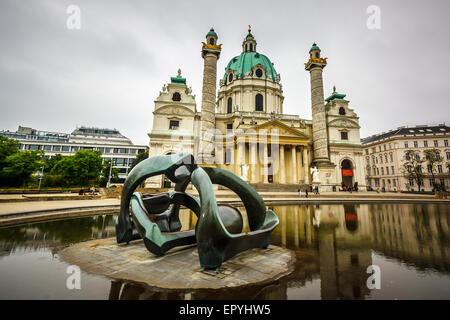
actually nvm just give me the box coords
[116,153,279,269]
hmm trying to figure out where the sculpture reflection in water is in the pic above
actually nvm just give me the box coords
[115,153,279,269]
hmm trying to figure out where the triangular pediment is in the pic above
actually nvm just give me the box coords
[251,120,309,138]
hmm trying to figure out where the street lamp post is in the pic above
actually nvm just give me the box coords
[38,166,44,191]
[106,159,113,188]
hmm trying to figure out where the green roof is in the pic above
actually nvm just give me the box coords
[310,43,320,52]
[325,92,347,102]
[223,51,278,84]
[170,76,186,85]
[207,28,217,37]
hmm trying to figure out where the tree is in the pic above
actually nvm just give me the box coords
[0,135,20,183]
[128,150,149,172]
[43,154,64,173]
[2,150,44,187]
[401,149,425,191]
[423,148,443,191]
[52,150,103,186]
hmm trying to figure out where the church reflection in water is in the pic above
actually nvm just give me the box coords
[0,203,448,299]
[105,203,450,300]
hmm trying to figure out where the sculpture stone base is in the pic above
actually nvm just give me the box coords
[60,237,295,291]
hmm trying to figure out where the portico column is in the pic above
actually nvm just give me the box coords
[236,141,244,177]
[303,147,310,184]
[291,146,298,184]
[250,142,257,183]
[261,144,267,183]
[279,144,285,184]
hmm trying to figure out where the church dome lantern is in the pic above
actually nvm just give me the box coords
[223,27,279,85]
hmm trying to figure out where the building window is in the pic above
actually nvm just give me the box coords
[424,140,428,147]
[62,146,70,152]
[53,145,61,152]
[226,123,233,132]
[376,156,378,164]
[255,68,263,77]
[385,154,388,162]
[427,165,433,173]
[436,151,441,160]
[391,166,395,174]
[445,140,449,147]
[172,92,181,102]
[434,140,438,147]
[228,73,233,83]
[384,145,387,151]
[339,107,346,115]
[366,157,370,165]
[415,153,420,160]
[365,149,369,155]
[438,165,443,173]
[227,97,232,113]
[71,146,79,152]
[390,153,393,162]
[209,38,215,45]
[169,120,179,130]
[255,94,263,111]
[341,131,348,140]
[413,141,418,148]
[367,168,371,176]
[409,179,414,186]
[377,168,379,175]
[386,167,389,175]
[440,178,445,186]
[446,152,450,160]
[380,156,383,164]
[404,142,408,148]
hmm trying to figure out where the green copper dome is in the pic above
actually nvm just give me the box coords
[223,51,278,84]
[207,28,217,37]
[310,43,320,52]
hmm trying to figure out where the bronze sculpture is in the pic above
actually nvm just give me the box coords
[116,153,279,269]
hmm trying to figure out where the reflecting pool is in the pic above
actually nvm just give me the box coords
[0,203,449,299]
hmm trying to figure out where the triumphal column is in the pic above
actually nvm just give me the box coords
[198,28,221,164]
[305,43,335,189]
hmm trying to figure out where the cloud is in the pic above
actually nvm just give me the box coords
[0,0,449,145]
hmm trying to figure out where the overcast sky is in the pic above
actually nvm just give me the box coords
[0,0,449,145]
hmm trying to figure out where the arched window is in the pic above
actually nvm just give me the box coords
[255,94,263,111]
[227,97,232,114]
[339,107,346,115]
[249,43,253,51]
[255,68,263,77]
[172,92,181,101]
[315,52,320,58]
[228,73,233,83]
[209,38,215,45]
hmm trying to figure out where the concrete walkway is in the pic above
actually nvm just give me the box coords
[0,191,447,217]
[0,199,119,216]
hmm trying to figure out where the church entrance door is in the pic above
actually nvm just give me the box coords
[341,159,354,188]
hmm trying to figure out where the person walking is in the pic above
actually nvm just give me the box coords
[297,188,301,197]
[305,188,308,198]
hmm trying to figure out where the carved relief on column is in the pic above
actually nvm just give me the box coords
[199,52,219,163]
[291,146,298,184]
[279,144,285,184]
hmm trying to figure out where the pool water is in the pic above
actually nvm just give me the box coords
[0,203,449,300]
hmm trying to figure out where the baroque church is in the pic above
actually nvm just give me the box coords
[146,27,365,191]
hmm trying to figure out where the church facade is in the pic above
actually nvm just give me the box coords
[146,27,365,191]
